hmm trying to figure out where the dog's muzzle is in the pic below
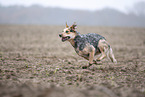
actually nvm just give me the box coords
[62,36,70,42]
[59,34,70,42]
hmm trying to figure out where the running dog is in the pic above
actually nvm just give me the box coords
[59,23,117,68]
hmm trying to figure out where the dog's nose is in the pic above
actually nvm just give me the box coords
[59,34,62,37]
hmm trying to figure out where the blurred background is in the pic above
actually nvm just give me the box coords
[0,0,145,27]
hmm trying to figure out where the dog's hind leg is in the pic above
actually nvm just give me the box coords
[108,46,117,63]
[97,39,108,61]
[88,46,96,66]
[97,39,117,63]
[82,45,96,69]
[96,47,107,61]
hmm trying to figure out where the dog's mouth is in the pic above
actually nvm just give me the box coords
[62,36,70,42]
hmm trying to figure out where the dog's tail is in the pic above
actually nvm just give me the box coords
[107,45,117,64]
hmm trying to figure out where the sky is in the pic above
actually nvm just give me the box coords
[0,0,145,12]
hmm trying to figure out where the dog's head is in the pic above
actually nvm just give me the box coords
[59,22,77,42]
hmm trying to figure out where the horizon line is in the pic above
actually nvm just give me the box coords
[0,3,130,14]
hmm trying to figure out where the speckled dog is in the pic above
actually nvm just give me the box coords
[59,23,117,68]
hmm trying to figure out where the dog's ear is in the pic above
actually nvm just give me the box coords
[66,22,69,28]
[70,22,77,32]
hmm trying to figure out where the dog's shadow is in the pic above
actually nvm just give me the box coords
[81,61,103,69]
[82,62,119,73]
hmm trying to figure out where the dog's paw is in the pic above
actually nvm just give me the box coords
[94,60,102,65]
[82,65,89,69]
[82,63,93,69]
[113,59,117,64]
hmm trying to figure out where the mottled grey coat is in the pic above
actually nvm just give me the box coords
[73,32,105,54]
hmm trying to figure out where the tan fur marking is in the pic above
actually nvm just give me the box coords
[89,46,95,64]
[68,39,75,47]
[97,39,109,61]
[66,22,69,28]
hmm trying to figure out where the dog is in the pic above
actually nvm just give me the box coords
[59,23,117,68]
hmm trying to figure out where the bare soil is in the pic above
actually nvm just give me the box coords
[0,25,145,97]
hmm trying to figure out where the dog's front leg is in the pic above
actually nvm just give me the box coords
[82,45,95,69]
[88,46,95,67]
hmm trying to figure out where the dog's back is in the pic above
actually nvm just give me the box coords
[74,33,105,53]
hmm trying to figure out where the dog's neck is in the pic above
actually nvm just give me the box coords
[68,31,81,48]
[68,33,81,49]
[68,39,75,47]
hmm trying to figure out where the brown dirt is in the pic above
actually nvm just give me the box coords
[0,25,145,97]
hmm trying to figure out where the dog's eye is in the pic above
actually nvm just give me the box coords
[66,31,69,33]
[70,29,73,32]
